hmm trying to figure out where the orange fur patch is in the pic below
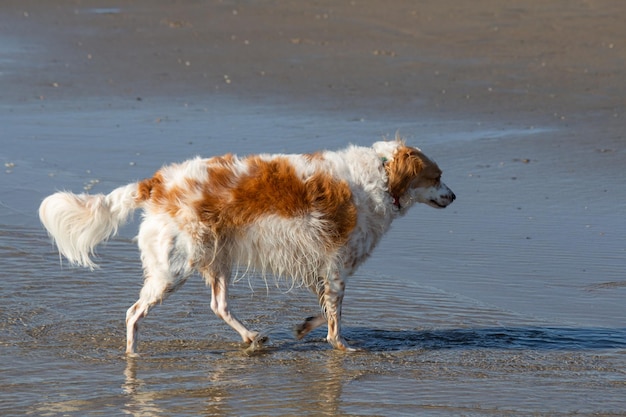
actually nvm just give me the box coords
[136,156,358,250]
[136,174,163,203]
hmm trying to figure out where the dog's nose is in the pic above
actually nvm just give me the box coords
[450,191,456,201]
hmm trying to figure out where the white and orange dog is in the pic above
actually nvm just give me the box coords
[39,138,455,354]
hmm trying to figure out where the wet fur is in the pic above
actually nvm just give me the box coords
[39,138,455,353]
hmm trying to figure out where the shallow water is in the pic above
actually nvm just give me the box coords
[2,225,625,416]
[1,99,625,416]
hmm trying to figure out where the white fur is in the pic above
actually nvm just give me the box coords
[39,139,455,353]
[39,184,138,269]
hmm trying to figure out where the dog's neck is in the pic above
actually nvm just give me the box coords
[380,156,402,210]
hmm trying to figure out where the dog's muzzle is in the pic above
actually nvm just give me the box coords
[432,184,456,208]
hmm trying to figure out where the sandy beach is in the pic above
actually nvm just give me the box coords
[1,1,625,416]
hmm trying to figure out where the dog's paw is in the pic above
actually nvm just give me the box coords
[295,315,326,340]
[244,334,269,355]
[294,316,315,339]
[328,335,359,352]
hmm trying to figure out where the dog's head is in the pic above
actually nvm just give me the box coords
[374,139,456,210]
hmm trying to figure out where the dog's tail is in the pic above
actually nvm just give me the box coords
[39,182,143,269]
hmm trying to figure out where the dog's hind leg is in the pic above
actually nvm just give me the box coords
[126,222,193,355]
[125,268,191,355]
[126,301,146,355]
[201,265,260,344]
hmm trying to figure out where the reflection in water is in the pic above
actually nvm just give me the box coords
[120,346,354,417]
[122,357,164,417]
[318,353,351,416]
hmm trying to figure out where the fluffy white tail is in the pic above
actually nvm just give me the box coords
[39,183,140,269]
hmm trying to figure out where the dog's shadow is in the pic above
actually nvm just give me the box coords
[336,326,626,352]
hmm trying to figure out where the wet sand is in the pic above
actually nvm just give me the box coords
[1,1,625,416]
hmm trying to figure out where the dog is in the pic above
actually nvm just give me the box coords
[39,138,455,354]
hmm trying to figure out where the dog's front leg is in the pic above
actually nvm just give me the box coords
[322,272,354,352]
[295,314,325,340]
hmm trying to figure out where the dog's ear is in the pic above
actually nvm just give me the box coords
[385,147,423,199]
[373,138,404,161]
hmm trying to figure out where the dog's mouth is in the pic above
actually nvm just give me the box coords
[427,189,456,209]
[429,200,447,209]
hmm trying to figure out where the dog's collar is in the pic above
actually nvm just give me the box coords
[380,156,402,210]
